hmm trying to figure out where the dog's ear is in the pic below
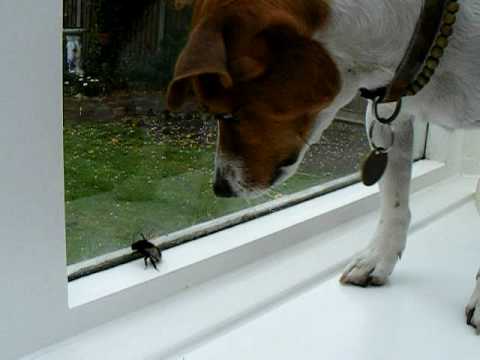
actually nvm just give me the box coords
[256,24,340,115]
[167,18,233,111]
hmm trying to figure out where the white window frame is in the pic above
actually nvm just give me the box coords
[0,2,466,359]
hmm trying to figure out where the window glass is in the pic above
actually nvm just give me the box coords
[63,1,426,268]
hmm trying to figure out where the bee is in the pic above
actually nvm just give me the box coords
[131,234,162,270]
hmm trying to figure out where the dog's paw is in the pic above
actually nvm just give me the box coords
[340,246,401,287]
[466,278,480,334]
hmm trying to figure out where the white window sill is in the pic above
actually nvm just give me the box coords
[22,160,464,360]
[68,160,446,308]
[180,175,480,360]
[67,172,368,308]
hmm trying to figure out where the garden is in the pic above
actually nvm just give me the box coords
[63,0,369,265]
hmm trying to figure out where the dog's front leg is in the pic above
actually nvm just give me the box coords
[341,105,414,287]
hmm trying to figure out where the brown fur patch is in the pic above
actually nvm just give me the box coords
[218,111,317,187]
[167,0,340,189]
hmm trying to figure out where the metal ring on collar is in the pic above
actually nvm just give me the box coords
[373,97,403,125]
[368,121,395,154]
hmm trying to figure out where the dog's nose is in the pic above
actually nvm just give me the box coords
[213,176,236,198]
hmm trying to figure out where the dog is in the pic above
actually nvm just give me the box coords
[167,0,480,332]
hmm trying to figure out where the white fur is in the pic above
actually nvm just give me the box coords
[341,109,414,286]
[215,0,480,330]
[316,0,480,331]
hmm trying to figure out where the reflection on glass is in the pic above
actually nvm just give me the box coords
[63,1,369,265]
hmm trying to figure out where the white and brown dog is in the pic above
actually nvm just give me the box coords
[167,0,480,331]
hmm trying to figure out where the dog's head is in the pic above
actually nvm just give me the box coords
[167,0,340,197]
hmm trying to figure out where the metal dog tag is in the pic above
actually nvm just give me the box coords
[361,150,388,186]
[360,96,401,187]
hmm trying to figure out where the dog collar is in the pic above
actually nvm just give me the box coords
[360,0,460,103]
[360,0,460,187]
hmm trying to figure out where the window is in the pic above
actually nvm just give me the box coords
[1,1,455,358]
[63,0,427,279]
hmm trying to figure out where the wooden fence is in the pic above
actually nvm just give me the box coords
[124,0,168,55]
[63,0,98,29]
[124,1,192,55]
[63,0,191,55]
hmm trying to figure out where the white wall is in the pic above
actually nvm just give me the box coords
[0,1,69,359]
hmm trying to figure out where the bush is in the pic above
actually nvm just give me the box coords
[63,73,107,97]
[114,52,171,91]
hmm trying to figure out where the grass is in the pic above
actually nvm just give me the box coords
[64,119,329,265]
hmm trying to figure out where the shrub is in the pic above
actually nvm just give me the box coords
[63,73,107,97]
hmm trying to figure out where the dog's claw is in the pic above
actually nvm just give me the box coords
[340,275,368,288]
[466,305,480,334]
[340,268,381,288]
[466,308,475,327]
[466,275,480,334]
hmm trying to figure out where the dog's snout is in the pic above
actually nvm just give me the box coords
[213,175,236,198]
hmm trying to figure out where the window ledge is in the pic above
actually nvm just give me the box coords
[68,160,446,308]
[25,160,450,360]
[181,176,480,360]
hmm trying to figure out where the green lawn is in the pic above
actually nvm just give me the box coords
[64,119,329,265]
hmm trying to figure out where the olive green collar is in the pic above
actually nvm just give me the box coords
[361,0,460,103]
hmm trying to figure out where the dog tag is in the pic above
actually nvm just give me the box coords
[361,150,388,186]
